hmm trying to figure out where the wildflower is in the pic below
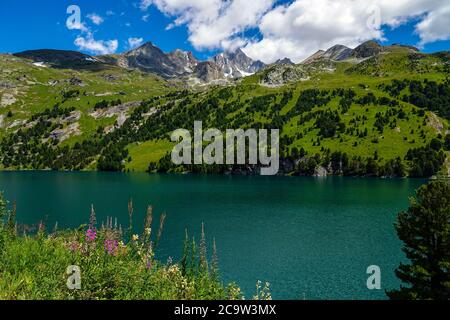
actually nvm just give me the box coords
[104,239,118,256]
[89,204,97,231]
[146,259,152,270]
[132,234,139,241]
[68,241,81,252]
[86,228,97,242]
[145,227,151,236]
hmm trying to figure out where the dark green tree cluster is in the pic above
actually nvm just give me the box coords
[388,180,450,300]
[382,79,450,121]
[406,142,446,178]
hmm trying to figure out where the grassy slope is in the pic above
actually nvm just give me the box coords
[236,50,449,163]
[0,48,448,173]
[125,140,175,172]
[0,54,174,145]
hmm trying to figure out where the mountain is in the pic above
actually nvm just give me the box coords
[1,41,449,177]
[166,49,199,74]
[351,40,384,59]
[193,61,225,83]
[303,41,384,64]
[119,42,186,77]
[13,49,103,69]
[322,45,353,61]
[211,49,265,78]
[273,58,295,66]
[99,42,264,82]
[302,50,325,64]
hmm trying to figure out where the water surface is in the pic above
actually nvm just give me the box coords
[0,172,426,299]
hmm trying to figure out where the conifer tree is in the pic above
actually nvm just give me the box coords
[387,180,450,300]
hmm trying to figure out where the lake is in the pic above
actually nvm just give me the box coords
[0,171,426,300]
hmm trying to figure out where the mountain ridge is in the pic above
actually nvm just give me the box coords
[1,40,449,177]
[12,40,445,87]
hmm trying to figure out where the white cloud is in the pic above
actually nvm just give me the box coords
[416,4,450,46]
[106,10,115,16]
[128,37,144,49]
[142,0,449,63]
[87,13,104,26]
[75,34,118,55]
[141,0,274,50]
[142,14,150,22]
[244,0,449,63]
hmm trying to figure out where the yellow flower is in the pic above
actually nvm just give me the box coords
[132,234,139,241]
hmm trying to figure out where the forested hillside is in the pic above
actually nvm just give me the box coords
[0,44,449,178]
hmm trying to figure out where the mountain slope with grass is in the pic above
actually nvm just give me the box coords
[0,42,449,177]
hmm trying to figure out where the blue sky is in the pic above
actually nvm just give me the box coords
[0,0,449,63]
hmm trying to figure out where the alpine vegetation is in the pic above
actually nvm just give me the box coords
[171,121,280,175]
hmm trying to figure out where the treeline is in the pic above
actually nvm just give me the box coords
[94,99,122,110]
[1,82,447,178]
[381,79,450,120]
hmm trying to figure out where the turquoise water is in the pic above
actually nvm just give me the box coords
[0,172,426,300]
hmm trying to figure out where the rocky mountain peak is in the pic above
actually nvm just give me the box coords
[212,49,265,78]
[352,41,384,59]
[302,50,326,64]
[323,45,353,61]
[274,58,295,66]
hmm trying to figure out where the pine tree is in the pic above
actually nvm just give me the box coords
[387,180,450,300]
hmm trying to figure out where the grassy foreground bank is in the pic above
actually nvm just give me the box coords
[0,197,266,300]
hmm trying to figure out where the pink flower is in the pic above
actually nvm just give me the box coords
[86,228,97,242]
[104,239,118,256]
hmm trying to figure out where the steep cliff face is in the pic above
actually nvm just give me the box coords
[193,61,225,83]
[212,49,265,78]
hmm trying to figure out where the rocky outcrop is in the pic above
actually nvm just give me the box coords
[194,62,225,83]
[166,49,199,74]
[273,58,295,66]
[303,50,325,64]
[260,65,310,87]
[212,49,265,78]
[322,45,353,61]
[351,41,384,59]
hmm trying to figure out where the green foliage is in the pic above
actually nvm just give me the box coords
[0,199,243,300]
[0,51,448,176]
[405,144,446,178]
[381,79,450,121]
[445,134,450,151]
[387,180,450,300]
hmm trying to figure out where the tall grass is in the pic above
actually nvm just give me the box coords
[0,193,243,300]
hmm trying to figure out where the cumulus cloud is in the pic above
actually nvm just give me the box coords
[141,0,449,64]
[141,0,274,50]
[75,34,118,55]
[128,37,144,49]
[244,0,448,63]
[416,4,450,46]
[87,13,104,25]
